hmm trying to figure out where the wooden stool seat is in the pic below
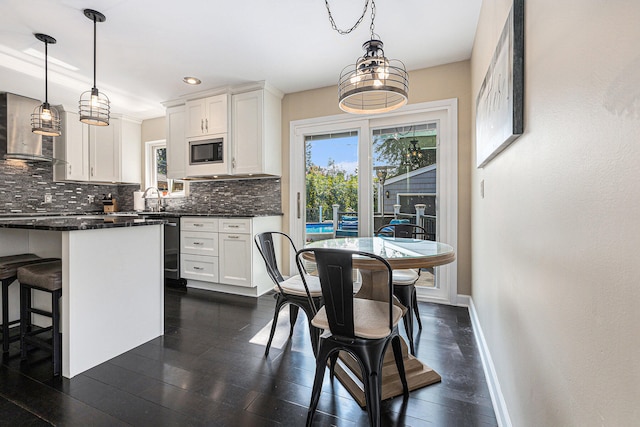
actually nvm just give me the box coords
[17,260,63,376]
[1,254,57,354]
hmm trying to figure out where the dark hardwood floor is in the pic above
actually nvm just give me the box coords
[0,287,497,426]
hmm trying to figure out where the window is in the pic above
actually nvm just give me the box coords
[145,140,188,197]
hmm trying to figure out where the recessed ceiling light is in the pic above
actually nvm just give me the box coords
[183,77,201,85]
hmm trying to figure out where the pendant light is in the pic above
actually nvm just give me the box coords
[31,33,61,137]
[325,0,408,114]
[79,9,110,126]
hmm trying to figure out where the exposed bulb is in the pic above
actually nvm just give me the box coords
[91,94,100,108]
[41,108,52,121]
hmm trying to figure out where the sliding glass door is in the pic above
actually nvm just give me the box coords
[290,99,458,304]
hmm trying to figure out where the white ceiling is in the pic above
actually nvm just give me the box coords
[0,0,481,120]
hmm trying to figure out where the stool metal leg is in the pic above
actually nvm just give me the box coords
[2,279,10,353]
[20,284,28,359]
[52,290,62,376]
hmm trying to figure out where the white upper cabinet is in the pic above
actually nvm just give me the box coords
[185,94,228,137]
[165,82,282,179]
[55,110,89,181]
[54,109,141,184]
[230,86,282,176]
[166,105,186,179]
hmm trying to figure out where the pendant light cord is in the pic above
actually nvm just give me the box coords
[324,0,376,38]
[44,40,48,103]
[93,16,97,89]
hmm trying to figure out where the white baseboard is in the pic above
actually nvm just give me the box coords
[468,297,512,427]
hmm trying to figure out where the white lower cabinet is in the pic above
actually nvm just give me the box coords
[219,231,252,287]
[180,215,281,297]
[181,253,219,282]
[180,217,219,282]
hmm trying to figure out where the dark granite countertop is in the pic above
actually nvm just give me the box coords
[0,215,166,231]
[0,211,284,219]
[0,210,284,231]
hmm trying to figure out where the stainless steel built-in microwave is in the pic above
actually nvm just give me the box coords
[189,137,224,165]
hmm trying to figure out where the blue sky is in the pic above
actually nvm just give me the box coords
[307,136,358,175]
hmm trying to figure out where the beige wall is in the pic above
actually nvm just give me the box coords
[281,60,473,294]
[139,116,166,187]
[471,1,640,425]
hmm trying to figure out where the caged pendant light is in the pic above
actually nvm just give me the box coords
[31,33,61,137]
[325,0,408,114]
[79,9,110,126]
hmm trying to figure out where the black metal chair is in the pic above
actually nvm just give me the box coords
[297,248,408,427]
[254,232,322,356]
[375,223,429,354]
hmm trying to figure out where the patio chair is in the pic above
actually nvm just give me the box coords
[375,223,428,354]
[297,247,408,427]
[254,232,322,356]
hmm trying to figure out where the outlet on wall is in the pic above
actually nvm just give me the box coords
[44,193,52,203]
[87,195,95,203]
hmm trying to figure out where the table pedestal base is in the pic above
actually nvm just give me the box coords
[332,338,441,407]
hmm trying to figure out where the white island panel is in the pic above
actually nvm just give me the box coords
[62,225,164,378]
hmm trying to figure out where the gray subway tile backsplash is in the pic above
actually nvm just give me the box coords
[0,155,282,215]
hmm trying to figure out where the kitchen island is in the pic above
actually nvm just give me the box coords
[0,215,165,378]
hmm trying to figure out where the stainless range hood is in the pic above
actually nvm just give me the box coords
[0,92,53,162]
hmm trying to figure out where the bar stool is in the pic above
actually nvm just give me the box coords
[17,260,62,376]
[0,254,52,354]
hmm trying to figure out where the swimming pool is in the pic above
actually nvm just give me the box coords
[306,223,334,234]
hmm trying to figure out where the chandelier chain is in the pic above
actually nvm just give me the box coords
[324,0,376,38]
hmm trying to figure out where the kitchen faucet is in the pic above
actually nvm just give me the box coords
[141,186,163,212]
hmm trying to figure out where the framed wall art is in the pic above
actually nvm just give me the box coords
[475,0,524,168]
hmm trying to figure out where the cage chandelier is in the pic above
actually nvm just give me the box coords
[325,0,408,114]
[79,9,110,126]
[31,33,61,137]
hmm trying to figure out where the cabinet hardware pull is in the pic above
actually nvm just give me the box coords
[205,118,208,132]
[200,119,204,132]
[69,165,72,174]
[193,242,203,245]
[229,235,239,239]
[91,166,94,177]
[232,158,236,169]
[193,223,203,227]
[297,192,301,219]
[229,225,239,228]
[193,266,203,270]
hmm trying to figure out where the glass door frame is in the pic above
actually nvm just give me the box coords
[290,98,458,305]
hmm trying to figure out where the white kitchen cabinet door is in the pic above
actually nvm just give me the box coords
[89,120,118,182]
[231,90,262,175]
[204,94,227,135]
[166,105,186,179]
[231,88,281,176]
[185,94,228,138]
[219,232,252,287]
[54,110,89,181]
[185,99,206,138]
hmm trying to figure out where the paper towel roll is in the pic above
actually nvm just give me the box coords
[133,191,145,212]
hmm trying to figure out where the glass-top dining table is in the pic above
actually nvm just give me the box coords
[304,236,456,406]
